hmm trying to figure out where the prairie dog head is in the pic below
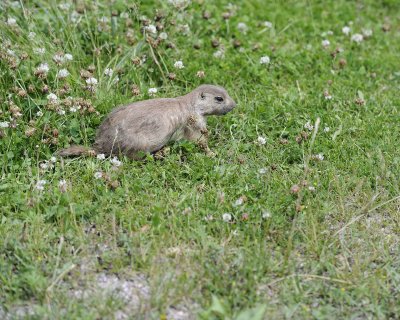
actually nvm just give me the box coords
[192,85,236,116]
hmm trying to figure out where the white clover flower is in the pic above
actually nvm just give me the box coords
[324,127,330,132]
[104,68,113,76]
[57,69,69,79]
[342,26,351,35]
[53,54,64,64]
[262,210,271,219]
[196,70,205,78]
[98,16,109,23]
[70,11,80,23]
[36,180,47,191]
[159,32,168,40]
[110,157,122,167]
[58,3,71,10]
[148,87,157,95]
[257,136,267,145]
[69,106,78,113]
[314,153,324,161]
[59,179,67,192]
[181,207,192,215]
[233,197,244,207]
[47,93,58,102]
[362,29,373,37]
[6,49,15,56]
[57,109,66,115]
[174,60,184,69]
[222,213,232,222]
[167,0,190,8]
[258,168,267,174]
[120,12,129,19]
[7,17,17,26]
[36,111,43,117]
[308,186,316,192]
[86,77,98,85]
[40,161,49,170]
[304,121,314,131]
[97,153,105,160]
[94,171,103,179]
[321,39,330,47]
[36,63,49,74]
[263,21,273,28]
[34,48,46,55]
[324,93,332,100]
[12,111,22,118]
[260,56,270,64]
[50,156,57,163]
[28,32,36,40]
[144,24,157,34]
[351,33,363,43]
[213,50,224,59]
[0,121,10,128]
[180,24,191,35]
[64,53,73,61]
[321,31,333,37]
[237,22,248,33]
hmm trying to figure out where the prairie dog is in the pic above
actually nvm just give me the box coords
[58,84,236,159]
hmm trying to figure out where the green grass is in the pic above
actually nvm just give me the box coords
[1,0,400,319]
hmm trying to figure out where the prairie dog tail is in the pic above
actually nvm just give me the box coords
[57,145,96,157]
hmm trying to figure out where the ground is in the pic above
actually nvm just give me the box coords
[0,0,400,319]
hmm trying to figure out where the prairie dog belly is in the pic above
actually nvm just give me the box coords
[169,126,185,142]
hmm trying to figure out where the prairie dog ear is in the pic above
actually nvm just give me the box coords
[199,92,206,100]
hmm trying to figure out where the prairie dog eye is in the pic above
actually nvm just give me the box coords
[214,96,224,103]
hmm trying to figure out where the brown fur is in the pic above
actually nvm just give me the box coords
[58,84,236,159]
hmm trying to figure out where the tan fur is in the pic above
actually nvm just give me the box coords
[57,145,95,157]
[58,84,236,159]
